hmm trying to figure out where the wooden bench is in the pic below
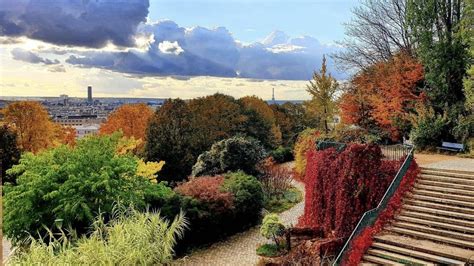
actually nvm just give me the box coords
[437,141,464,152]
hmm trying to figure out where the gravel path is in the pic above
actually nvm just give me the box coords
[174,179,305,266]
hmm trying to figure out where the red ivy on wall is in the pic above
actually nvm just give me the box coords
[343,159,419,265]
[298,144,395,238]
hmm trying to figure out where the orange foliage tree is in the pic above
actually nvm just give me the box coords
[99,103,153,140]
[340,53,425,140]
[3,101,61,153]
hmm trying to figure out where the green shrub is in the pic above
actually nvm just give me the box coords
[452,114,474,145]
[409,107,448,150]
[256,243,285,257]
[8,207,187,265]
[3,134,164,243]
[223,171,264,227]
[270,146,294,163]
[264,187,303,213]
[293,128,319,178]
[192,136,266,177]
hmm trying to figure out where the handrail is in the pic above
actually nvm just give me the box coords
[332,144,414,265]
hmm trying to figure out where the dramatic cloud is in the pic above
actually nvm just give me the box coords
[0,0,149,48]
[11,48,59,65]
[63,20,345,80]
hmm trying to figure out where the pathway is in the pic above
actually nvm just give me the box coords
[175,166,305,266]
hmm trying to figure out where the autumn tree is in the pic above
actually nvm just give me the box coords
[3,101,59,153]
[239,96,281,148]
[306,56,340,134]
[100,103,153,140]
[340,53,425,140]
[188,94,245,155]
[463,0,474,110]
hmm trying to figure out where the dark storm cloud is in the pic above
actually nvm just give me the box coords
[0,0,149,48]
[11,48,59,65]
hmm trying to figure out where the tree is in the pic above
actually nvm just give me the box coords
[54,125,77,147]
[260,214,286,246]
[340,53,425,140]
[0,125,20,184]
[463,0,474,110]
[333,0,414,70]
[3,101,58,153]
[271,103,319,146]
[3,134,168,243]
[407,0,469,110]
[188,94,246,156]
[145,99,195,182]
[306,56,340,134]
[239,96,281,148]
[100,103,153,140]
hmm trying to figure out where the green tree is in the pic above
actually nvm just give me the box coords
[306,56,340,133]
[271,103,318,146]
[407,0,470,110]
[0,125,20,184]
[145,99,195,182]
[3,134,166,243]
[463,0,474,110]
[260,213,286,246]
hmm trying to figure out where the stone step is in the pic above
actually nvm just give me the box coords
[367,248,434,265]
[402,204,474,221]
[413,188,474,203]
[388,226,474,249]
[396,215,474,234]
[404,198,474,215]
[371,242,465,265]
[362,255,404,266]
[419,174,474,186]
[417,179,474,193]
[410,193,474,209]
[374,233,472,263]
[415,183,474,197]
[393,221,474,241]
[399,210,474,228]
[421,168,474,179]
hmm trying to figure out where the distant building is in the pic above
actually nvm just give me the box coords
[87,86,93,103]
[59,94,69,106]
[53,114,105,126]
[74,124,100,138]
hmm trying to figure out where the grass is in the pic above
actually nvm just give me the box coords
[264,187,303,213]
[256,243,286,257]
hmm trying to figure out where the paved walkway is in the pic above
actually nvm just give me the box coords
[174,179,305,266]
[415,153,474,171]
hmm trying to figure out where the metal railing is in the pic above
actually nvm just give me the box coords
[332,144,414,265]
[380,144,412,162]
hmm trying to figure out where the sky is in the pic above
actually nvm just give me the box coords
[0,0,358,100]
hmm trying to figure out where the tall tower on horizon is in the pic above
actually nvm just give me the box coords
[272,87,275,102]
[87,86,92,103]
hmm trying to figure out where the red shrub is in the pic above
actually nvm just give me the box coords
[258,158,293,197]
[175,176,234,212]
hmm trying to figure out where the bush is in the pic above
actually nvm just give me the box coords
[3,134,165,243]
[270,146,294,163]
[259,158,292,198]
[192,136,266,177]
[8,206,187,265]
[160,171,264,253]
[260,214,286,244]
[293,129,320,179]
[175,176,234,213]
[409,106,448,150]
[222,171,265,227]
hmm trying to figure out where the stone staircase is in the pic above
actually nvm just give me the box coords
[361,167,474,265]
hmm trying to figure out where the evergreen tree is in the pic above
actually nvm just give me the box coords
[0,125,20,184]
